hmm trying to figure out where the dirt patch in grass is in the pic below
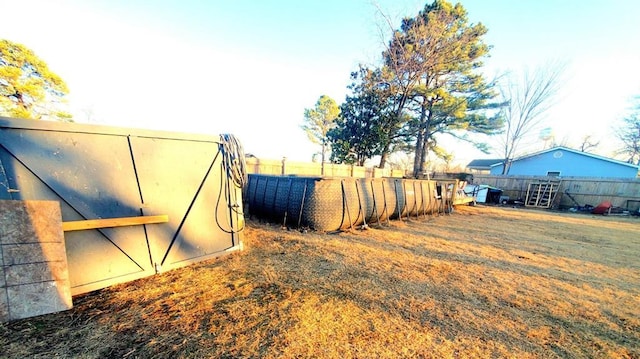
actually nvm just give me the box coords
[1,206,639,358]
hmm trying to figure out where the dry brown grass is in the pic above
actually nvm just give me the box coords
[1,206,639,358]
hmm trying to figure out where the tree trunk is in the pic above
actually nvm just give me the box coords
[378,142,391,169]
[419,137,429,175]
[501,160,510,175]
[502,142,513,175]
[413,132,424,178]
[320,142,326,176]
[413,98,432,177]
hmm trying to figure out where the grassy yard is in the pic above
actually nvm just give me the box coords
[1,206,639,358]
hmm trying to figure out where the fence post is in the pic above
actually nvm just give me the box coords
[281,157,286,175]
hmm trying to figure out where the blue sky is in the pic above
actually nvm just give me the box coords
[1,0,639,166]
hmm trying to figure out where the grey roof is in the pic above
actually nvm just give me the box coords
[466,158,503,169]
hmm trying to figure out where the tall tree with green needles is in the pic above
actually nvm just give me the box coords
[383,0,502,176]
[0,39,71,121]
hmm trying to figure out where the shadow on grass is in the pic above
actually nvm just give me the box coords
[2,210,639,358]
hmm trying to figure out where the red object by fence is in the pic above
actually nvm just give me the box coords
[591,201,612,214]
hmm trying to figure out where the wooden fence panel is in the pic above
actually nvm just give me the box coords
[246,158,283,175]
[245,158,404,178]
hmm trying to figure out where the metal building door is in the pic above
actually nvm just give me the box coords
[0,118,243,295]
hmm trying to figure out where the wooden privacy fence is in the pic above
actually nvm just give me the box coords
[245,157,405,178]
[472,175,640,211]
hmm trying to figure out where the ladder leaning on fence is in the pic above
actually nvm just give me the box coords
[525,180,561,208]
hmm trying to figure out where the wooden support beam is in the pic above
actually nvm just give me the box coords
[62,215,169,232]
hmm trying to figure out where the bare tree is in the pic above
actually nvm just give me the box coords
[615,111,640,165]
[579,134,600,152]
[498,64,564,174]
